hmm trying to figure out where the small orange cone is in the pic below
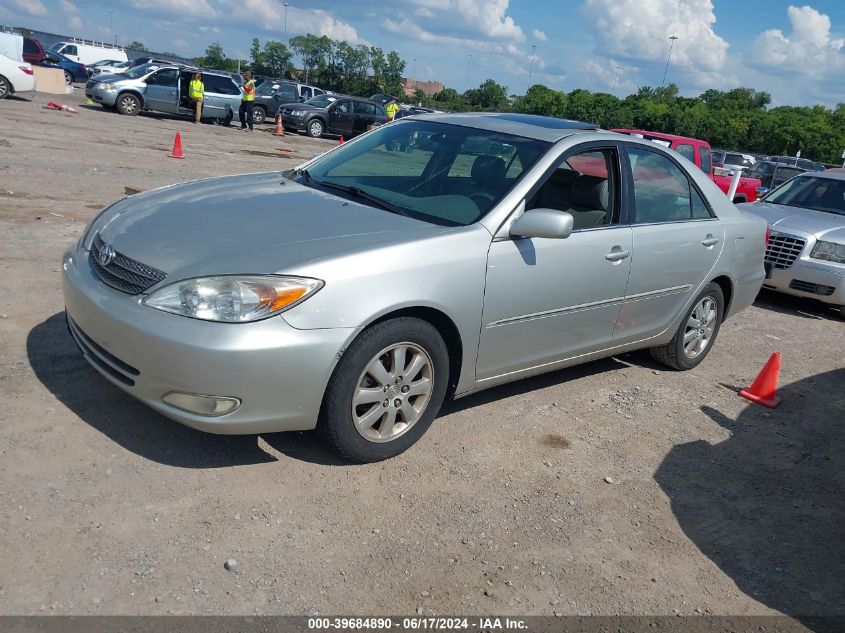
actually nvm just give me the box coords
[168,132,184,159]
[273,113,285,136]
[338,136,344,145]
[740,352,782,408]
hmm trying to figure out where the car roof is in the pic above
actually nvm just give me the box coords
[797,170,845,181]
[411,112,598,142]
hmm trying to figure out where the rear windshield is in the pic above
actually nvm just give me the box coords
[297,120,550,227]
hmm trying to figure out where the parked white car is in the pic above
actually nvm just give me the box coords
[0,52,35,99]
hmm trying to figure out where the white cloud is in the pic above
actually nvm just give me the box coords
[532,29,547,42]
[582,0,729,72]
[131,0,217,19]
[59,0,83,30]
[216,0,365,43]
[583,59,639,93]
[7,0,47,17]
[386,0,524,44]
[751,5,844,78]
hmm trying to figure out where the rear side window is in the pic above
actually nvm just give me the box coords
[628,146,713,223]
[700,146,712,174]
[354,102,376,115]
[676,144,694,162]
[204,75,239,95]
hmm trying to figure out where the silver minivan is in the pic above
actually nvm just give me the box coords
[86,64,241,122]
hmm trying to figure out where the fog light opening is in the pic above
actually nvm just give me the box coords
[162,392,241,417]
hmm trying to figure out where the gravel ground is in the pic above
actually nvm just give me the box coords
[0,90,843,624]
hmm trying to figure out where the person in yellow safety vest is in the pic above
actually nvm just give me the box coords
[189,72,204,124]
[239,71,256,131]
[385,98,400,121]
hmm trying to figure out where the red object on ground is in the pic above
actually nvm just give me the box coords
[339,136,344,145]
[277,146,295,152]
[168,132,184,159]
[43,101,78,113]
[740,352,782,408]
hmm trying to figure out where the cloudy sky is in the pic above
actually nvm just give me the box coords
[3,0,844,106]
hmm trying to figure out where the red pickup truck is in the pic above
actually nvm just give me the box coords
[612,129,764,203]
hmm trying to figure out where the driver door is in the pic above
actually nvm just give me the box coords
[143,68,179,113]
[476,144,633,382]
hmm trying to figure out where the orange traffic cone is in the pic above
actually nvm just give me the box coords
[740,352,782,408]
[273,114,285,136]
[338,136,344,145]
[168,132,184,159]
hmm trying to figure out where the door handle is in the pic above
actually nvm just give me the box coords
[605,248,630,262]
[702,234,720,247]
[168,91,175,95]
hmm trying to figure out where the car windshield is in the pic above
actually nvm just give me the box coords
[764,176,845,216]
[296,120,550,227]
[306,94,334,107]
[124,63,159,78]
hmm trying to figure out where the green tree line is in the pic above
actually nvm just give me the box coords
[188,36,843,163]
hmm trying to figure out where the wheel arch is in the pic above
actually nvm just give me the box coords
[353,306,464,400]
[709,274,734,322]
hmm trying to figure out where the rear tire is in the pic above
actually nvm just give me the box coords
[318,317,449,463]
[0,75,9,99]
[650,282,724,370]
[64,71,72,86]
[116,92,141,116]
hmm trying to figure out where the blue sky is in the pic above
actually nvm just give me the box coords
[3,0,844,106]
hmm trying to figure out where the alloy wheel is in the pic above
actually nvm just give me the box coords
[0,78,8,99]
[683,296,717,359]
[352,343,434,443]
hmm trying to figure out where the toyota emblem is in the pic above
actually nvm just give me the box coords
[98,243,116,267]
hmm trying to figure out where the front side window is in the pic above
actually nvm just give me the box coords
[147,69,178,86]
[300,86,312,99]
[335,101,352,114]
[64,45,77,56]
[529,148,618,229]
[297,121,550,226]
[277,84,297,100]
[627,146,713,223]
[699,146,712,174]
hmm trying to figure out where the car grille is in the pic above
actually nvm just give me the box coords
[789,280,836,296]
[67,315,140,387]
[90,233,166,295]
[765,232,805,270]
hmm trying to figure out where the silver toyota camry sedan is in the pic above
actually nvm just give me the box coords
[63,113,767,462]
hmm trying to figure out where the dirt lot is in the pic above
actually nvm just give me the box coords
[0,90,843,624]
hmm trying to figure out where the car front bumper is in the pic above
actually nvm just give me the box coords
[280,113,307,130]
[763,230,845,305]
[62,244,357,434]
[85,84,119,106]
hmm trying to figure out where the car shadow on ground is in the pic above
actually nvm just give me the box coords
[654,369,844,632]
[754,288,843,322]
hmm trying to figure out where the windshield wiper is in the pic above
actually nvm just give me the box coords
[315,180,412,217]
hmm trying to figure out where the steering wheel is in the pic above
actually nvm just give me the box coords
[470,192,495,209]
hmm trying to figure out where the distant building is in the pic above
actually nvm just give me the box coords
[402,77,444,98]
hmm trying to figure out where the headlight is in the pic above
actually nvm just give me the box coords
[810,241,845,264]
[292,110,304,116]
[97,82,116,91]
[143,275,323,322]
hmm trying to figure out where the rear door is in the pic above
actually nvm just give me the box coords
[328,100,355,135]
[352,100,378,135]
[613,143,724,342]
[202,74,238,118]
[143,68,179,113]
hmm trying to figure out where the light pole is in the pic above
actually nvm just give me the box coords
[527,43,536,90]
[109,10,114,45]
[612,65,623,96]
[283,2,289,40]
[661,35,678,87]
[465,54,472,89]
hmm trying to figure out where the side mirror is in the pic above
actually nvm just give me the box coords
[299,96,305,102]
[510,208,574,240]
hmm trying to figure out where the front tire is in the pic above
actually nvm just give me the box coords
[251,106,266,124]
[307,118,324,138]
[64,71,73,86]
[650,282,724,370]
[116,92,141,116]
[318,317,450,463]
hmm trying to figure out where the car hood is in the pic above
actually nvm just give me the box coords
[738,201,845,242]
[90,172,452,282]
[285,103,326,112]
